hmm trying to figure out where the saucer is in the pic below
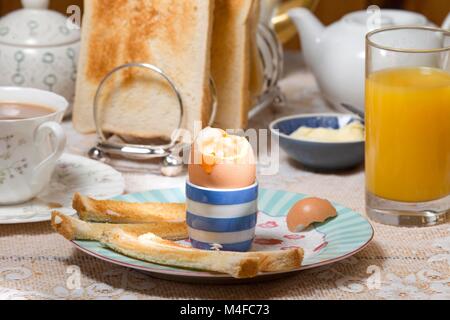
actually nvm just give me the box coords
[0,153,125,224]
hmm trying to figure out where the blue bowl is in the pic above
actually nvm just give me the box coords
[270,114,365,171]
[186,181,258,252]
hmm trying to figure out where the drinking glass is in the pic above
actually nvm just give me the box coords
[365,26,450,226]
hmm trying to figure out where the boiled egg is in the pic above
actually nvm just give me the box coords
[286,197,337,232]
[188,127,256,189]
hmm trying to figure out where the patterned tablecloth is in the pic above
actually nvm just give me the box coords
[1,54,449,300]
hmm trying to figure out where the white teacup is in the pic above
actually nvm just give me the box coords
[0,87,68,205]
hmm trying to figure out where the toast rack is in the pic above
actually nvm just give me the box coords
[88,24,285,176]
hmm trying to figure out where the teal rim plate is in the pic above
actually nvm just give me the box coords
[73,188,374,284]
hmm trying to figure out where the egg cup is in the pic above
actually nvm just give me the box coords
[186,181,259,252]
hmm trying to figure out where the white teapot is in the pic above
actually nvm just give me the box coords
[288,8,450,111]
[0,0,80,115]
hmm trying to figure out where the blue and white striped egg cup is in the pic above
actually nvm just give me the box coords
[186,181,258,252]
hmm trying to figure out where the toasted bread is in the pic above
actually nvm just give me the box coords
[249,0,264,106]
[100,229,303,276]
[53,212,303,277]
[51,211,188,241]
[248,249,304,273]
[101,229,260,278]
[73,0,215,140]
[212,0,256,130]
[73,193,186,224]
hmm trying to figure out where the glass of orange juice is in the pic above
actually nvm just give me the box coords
[366,26,450,227]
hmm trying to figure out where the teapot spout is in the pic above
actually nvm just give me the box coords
[288,8,325,70]
[288,8,324,64]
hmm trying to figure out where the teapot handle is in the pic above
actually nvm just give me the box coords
[22,0,49,10]
[443,12,450,31]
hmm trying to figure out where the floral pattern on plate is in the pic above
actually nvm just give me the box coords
[0,153,124,224]
[73,188,374,283]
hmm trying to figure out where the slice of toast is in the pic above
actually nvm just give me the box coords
[51,211,188,241]
[52,211,303,274]
[211,0,257,130]
[249,0,264,106]
[102,229,260,278]
[73,193,186,224]
[101,229,303,278]
[100,229,303,277]
[73,0,215,140]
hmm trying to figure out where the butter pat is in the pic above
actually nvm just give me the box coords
[290,122,364,143]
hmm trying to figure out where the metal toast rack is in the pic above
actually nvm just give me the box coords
[88,24,285,176]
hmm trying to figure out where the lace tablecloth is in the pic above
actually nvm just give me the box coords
[1,54,449,300]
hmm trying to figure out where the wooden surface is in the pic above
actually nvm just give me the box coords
[1,0,448,52]
[1,0,448,25]
[315,0,449,25]
[0,0,83,14]
[403,0,450,26]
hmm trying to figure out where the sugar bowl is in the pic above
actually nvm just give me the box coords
[0,0,80,115]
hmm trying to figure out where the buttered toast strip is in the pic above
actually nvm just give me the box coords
[73,193,186,224]
[101,229,260,279]
[100,229,304,278]
[51,212,188,242]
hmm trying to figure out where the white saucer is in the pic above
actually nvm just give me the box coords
[0,154,125,225]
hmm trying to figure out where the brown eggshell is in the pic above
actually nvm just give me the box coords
[188,146,256,189]
[286,198,337,232]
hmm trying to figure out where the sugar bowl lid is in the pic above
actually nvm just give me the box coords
[0,0,80,47]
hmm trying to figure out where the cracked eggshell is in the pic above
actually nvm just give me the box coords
[286,198,337,232]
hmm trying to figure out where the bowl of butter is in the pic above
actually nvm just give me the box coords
[270,113,365,170]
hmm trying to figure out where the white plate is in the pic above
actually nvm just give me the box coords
[0,154,125,224]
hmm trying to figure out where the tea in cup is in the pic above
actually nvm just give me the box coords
[0,87,68,205]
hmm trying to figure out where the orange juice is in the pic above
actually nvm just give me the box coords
[366,67,450,203]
